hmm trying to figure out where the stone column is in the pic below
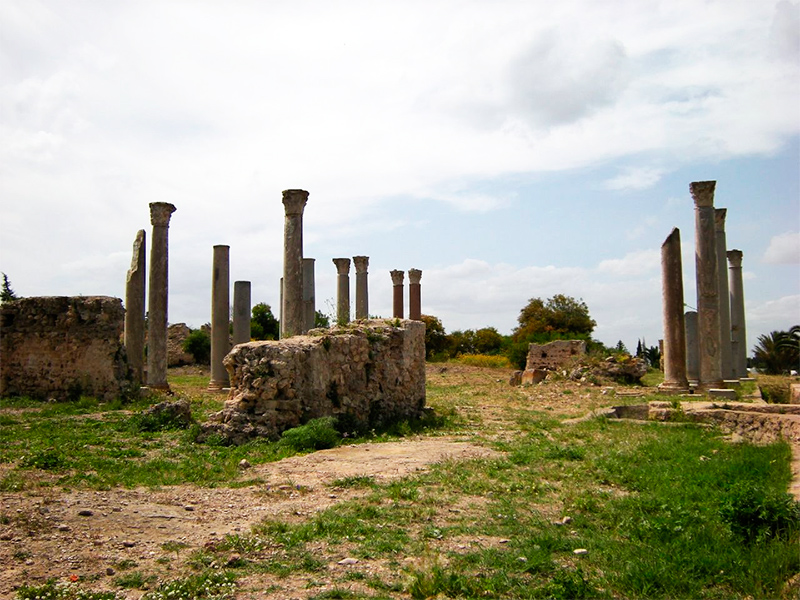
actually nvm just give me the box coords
[281,189,308,338]
[692,181,723,389]
[333,258,351,325]
[685,311,699,383]
[715,209,733,379]
[232,281,251,346]
[124,229,146,387]
[390,270,404,319]
[353,256,369,320]
[209,245,230,391]
[303,258,316,331]
[728,250,747,378]
[279,277,283,339]
[658,228,688,393]
[408,268,422,321]
[146,202,176,390]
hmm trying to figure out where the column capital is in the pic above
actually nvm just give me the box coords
[353,255,369,273]
[282,189,309,215]
[149,202,176,227]
[390,270,405,286]
[408,268,422,284]
[714,208,727,231]
[690,181,716,207]
[727,249,743,267]
[333,258,351,275]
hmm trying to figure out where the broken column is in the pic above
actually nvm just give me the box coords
[333,258,351,325]
[281,189,308,338]
[658,228,688,393]
[146,202,176,390]
[390,270,405,319]
[691,181,723,390]
[353,255,369,320]
[728,250,747,378]
[232,281,251,346]
[303,258,316,332]
[209,245,230,391]
[715,209,733,379]
[408,268,422,321]
[124,229,146,387]
[685,311,699,384]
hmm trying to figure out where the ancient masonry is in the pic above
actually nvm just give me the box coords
[124,229,146,386]
[526,340,586,370]
[209,245,231,391]
[684,310,699,383]
[333,258,351,325]
[200,319,426,443]
[146,202,176,389]
[353,256,370,319]
[658,228,689,393]
[232,281,252,346]
[0,296,131,401]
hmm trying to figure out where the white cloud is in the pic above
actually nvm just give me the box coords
[604,167,665,191]
[763,231,800,264]
[597,249,660,277]
[748,294,800,331]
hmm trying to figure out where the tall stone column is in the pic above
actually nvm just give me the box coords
[728,250,747,378]
[658,228,688,393]
[146,202,176,390]
[692,181,723,390]
[209,245,230,391]
[715,209,733,379]
[303,258,316,331]
[232,280,251,346]
[124,229,146,387]
[408,268,422,321]
[279,277,283,339]
[281,189,308,338]
[353,256,369,320]
[390,270,405,319]
[333,258,351,325]
[685,311,699,383]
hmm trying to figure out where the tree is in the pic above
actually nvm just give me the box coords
[474,327,504,355]
[315,310,330,329]
[615,340,629,354]
[251,303,279,340]
[752,328,799,374]
[1,273,18,303]
[512,294,596,341]
[183,329,211,364]
[420,314,448,360]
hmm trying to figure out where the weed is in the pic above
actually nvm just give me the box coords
[15,580,122,599]
[452,354,512,369]
[278,417,340,451]
[113,571,154,589]
[140,571,236,600]
[112,559,137,571]
[720,482,800,543]
[330,475,376,489]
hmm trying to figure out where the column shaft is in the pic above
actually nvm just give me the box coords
[685,311,699,383]
[715,209,733,379]
[408,268,422,321]
[146,202,176,389]
[658,228,688,392]
[353,256,369,319]
[303,258,316,331]
[281,190,308,337]
[390,270,404,319]
[209,245,230,390]
[124,229,146,387]
[728,250,747,378]
[232,281,251,346]
[333,258,351,325]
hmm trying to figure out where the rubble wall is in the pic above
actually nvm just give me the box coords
[0,296,131,401]
[202,319,426,443]
[526,340,586,370]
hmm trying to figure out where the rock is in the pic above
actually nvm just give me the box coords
[573,548,588,555]
[166,323,194,366]
[106,567,115,576]
[78,510,93,517]
[142,398,193,428]
[521,369,547,385]
[122,540,136,548]
[509,370,523,386]
[57,524,71,532]
[184,505,195,511]
[338,557,359,565]
[238,459,251,469]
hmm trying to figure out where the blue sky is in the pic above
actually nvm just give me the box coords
[1,0,798,353]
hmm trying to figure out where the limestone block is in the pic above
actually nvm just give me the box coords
[521,369,547,385]
[526,340,586,370]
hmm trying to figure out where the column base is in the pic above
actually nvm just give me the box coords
[657,382,690,395]
[207,381,229,392]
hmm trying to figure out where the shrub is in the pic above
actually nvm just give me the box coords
[182,330,210,364]
[720,482,800,544]
[758,375,791,404]
[278,417,340,451]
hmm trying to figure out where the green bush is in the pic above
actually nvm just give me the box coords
[720,482,800,544]
[278,417,341,451]
[182,330,210,364]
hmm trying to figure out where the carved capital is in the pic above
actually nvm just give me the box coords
[353,255,369,273]
[727,249,743,268]
[282,189,309,216]
[149,202,176,227]
[333,258,351,275]
[714,208,727,231]
[690,181,716,207]
[408,268,422,284]
[390,270,405,286]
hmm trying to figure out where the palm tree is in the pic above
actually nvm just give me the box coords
[752,328,800,374]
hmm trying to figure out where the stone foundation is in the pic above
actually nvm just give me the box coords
[526,340,586,370]
[0,296,131,401]
[201,319,426,444]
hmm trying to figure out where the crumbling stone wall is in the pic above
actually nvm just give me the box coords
[526,340,586,370]
[0,296,131,401]
[201,319,425,443]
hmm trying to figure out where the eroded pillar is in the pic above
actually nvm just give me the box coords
[281,189,308,338]
[146,202,176,390]
[303,258,316,332]
[333,258,351,325]
[408,268,422,321]
[124,229,146,387]
[685,311,699,383]
[390,270,404,319]
[233,281,251,346]
[728,250,747,378]
[353,255,369,320]
[692,181,723,390]
[209,245,230,391]
[658,228,688,393]
[715,209,733,379]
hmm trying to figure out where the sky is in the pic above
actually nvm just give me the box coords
[1,0,799,354]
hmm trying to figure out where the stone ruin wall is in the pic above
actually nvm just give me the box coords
[0,296,131,401]
[202,319,426,444]
[525,340,586,370]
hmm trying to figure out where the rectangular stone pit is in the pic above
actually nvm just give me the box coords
[201,319,426,444]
